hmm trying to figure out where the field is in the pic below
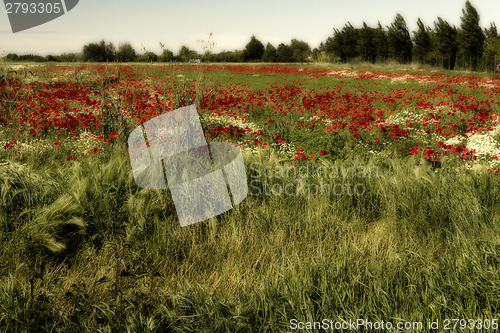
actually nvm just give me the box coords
[1,61,500,332]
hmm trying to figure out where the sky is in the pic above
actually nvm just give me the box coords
[1,0,500,56]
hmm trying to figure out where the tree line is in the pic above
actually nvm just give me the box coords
[4,37,313,64]
[320,1,500,70]
[4,1,500,71]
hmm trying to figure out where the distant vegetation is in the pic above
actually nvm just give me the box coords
[3,1,500,71]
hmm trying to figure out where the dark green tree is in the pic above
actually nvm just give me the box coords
[104,41,115,62]
[458,0,485,70]
[373,22,389,61]
[5,54,18,61]
[290,39,311,62]
[341,23,359,61]
[137,51,157,62]
[387,13,413,63]
[276,43,293,62]
[357,22,376,62]
[116,42,136,62]
[434,17,458,69]
[483,22,500,65]
[413,18,432,63]
[82,42,104,62]
[178,46,196,62]
[82,40,115,62]
[158,49,174,62]
[243,35,264,61]
[262,43,277,62]
[324,29,344,61]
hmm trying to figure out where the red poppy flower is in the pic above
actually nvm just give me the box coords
[3,140,16,150]
[320,150,327,155]
[108,131,118,138]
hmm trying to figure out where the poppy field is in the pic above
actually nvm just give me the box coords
[1,62,500,331]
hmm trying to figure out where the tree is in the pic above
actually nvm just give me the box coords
[387,13,413,63]
[374,22,389,61]
[83,42,105,62]
[158,49,174,62]
[458,0,484,70]
[324,29,344,61]
[178,46,196,62]
[116,42,136,62]
[341,23,359,61]
[290,39,311,62]
[276,43,293,62]
[5,54,18,61]
[82,40,115,62]
[357,22,376,62]
[434,17,458,69]
[413,18,432,63]
[59,53,81,62]
[243,35,264,62]
[103,41,115,62]
[262,43,277,62]
[137,52,157,62]
[484,22,500,65]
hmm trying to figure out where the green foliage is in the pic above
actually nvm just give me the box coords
[82,40,116,62]
[290,39,311,62]
[4,54,45,62]
[262,42,277,62]
[158,49,174,62]
[387,13,413,63]
[243,35,265,62]
[413,18,432,61]
[483,23,500,64]
[459,0,485,70]
[434,17,459,69]
[116,42,136,62]
[357,22,376,63]
[276,43,293,62]
[178,45,197,62]
[374,22,389,60]
[137,51,158,62]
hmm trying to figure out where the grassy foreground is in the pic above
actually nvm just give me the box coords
[0,63,499,332]
[1,146,499,332]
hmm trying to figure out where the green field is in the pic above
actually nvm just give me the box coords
[1,62,500,332]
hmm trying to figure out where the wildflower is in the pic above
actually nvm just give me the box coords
[3,140,16,150]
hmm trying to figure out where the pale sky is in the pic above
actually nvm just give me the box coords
[1,0,499,56]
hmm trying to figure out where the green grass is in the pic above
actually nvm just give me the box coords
[0,63,499,332]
